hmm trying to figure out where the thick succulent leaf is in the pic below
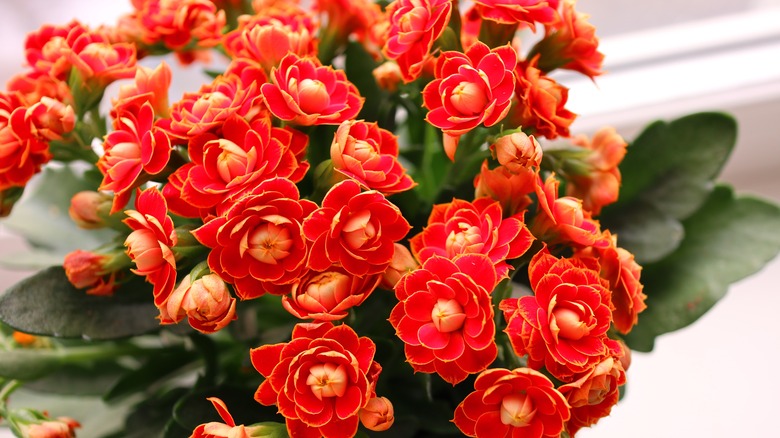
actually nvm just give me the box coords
[601,112,737,263]
[1,165,116,266]
[0,266,159,339]
[626,185,780,351]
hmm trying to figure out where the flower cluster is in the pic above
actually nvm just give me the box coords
[0,0,653,437]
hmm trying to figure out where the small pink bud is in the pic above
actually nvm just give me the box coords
[491,132,543,172]
[359,396,395,432]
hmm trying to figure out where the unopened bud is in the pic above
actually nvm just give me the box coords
[380,244,419,289]
[491,131,543,172]
[69,191,111,229]
[359,396,394,432]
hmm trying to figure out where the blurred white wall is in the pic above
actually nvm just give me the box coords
[1,1,779,437]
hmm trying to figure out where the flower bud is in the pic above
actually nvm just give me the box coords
[359,396,394,432]
[63,249,120,296]
[167,273,237,334]
[380,243,419,289]
[372,62,403,93]
[490,131,543,173]
[23,417,80,438]
[68,191,111,229]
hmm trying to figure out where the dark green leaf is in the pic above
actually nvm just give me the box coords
[601,113,737,263]
[123,388,189,438]
[2,166,116,268]
[0,266,159,339]
[0,349,66,380]
[344,41,385,123]
[626,185,780,351]
[24,362,128,396]
[103,348,198,403]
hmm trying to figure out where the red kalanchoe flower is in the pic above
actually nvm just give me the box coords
[566,127,627,215]
[252,322,383,438]
[223,12,318,72]
[0,105,52,191]
[575,232,646,334]
[383,0,453,83]
[537,0,604,79]
[422,41,516,160]
[191,397,260,438]
[113,62,172,118]
[124,187,178,322]
[558,344,626,435]
[175,115,308,213]
[453,367,570,438]
[389,254,498,385]
[472,0,560,26]
[132,0,226,51]
[330,119,415,195]
[410,197,534,279]
[500,247,613,380]
[65,25,137,90]
[24,20,84,80]
[166,74,265,142]
[532,173,610,249]
[261,53,364,126]
[281,266,382,321]
[303,179,411,276]
[99,102,172,213]
[192,177,317,300]
[512,56,576,139]
[473,161,536,217]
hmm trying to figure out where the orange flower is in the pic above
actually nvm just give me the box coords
[281,267,382,320]
[453,367,570,438]
[99,102,172,213]
[261,53,364,126]
[472,0,560,27]
[512,56,576,139]
[566,127,627,215]
[330,119,415,195]
[132,0,226,51]
[224,12,318,72]
[65,26,137,90]
[25,97,75,141]
[539,0,603,78]
[167,273,237,334]
[6,71,72,105]
[531,173,610,249]
[63,249,119,296]
[383,0,453,82]
[473,161,536,217]
[190,397,257,438]
[123,187,178,322]
[114,62,172,118]
[0,105,52,191]
[23,20,84,80]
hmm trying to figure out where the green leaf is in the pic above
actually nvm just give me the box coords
[0,349,66,380]
[122,387,189,438]
[625,185,780,351]
[103,348,198,403]
[344,41,385,123]
[24,362,128,396]
[0,266,159,340]
[1,165,116,268]
[601,112,737,263]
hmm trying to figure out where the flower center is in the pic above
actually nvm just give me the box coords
[301,271,351,310]
[499,393,536,427]
[445,222,483,256]
[399,7,429,34]
[552,307,590,340]
[306,363,348,400]
[215,139,250,183]
[431,298,466,333]
[342,210,376,250]
[449,82,488,116]
[246,221,292,264]
[296,78,330,114]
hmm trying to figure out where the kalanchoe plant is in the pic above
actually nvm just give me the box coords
[1,0,779,437]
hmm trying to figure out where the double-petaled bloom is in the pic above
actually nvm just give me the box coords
[252,322,383,438]
[500,248,613,380]
[473,161,537,217]
[472,0,560,27]
[532,173,610,249]
[422,41,516,160]
[281,267,382,321]
[0,95,53,191]
[192,177,317,300]
[99,101,172,213]
[512,57,576,139]
[540,0,604,79]
[64,25,137,91]
[171,115,308,215]
[261,53,364,126]
[123,187,178,322]
[303,180,411,276]
[131,0,226,51]
[390,254,498,385]
[453,367,570,438]
[410,197,534,279]
[383,0,453,82]
[330,120,415,195]
[223,12,318,72]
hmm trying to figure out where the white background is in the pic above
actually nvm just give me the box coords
[1,1,779,437]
